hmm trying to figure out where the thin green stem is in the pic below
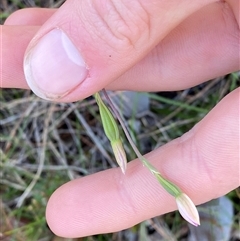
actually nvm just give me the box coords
[101,89,182,196]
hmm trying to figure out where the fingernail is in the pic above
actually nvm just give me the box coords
[24,28,88,100]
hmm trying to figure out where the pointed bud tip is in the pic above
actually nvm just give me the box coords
[194,221,200,227]
[120,166,126,174]
[176,193,200,227]
[111,140,127,175]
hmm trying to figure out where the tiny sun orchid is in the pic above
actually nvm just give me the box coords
[176,193,200,226]
[97,89,201,226]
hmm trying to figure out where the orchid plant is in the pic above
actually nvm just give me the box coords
[94,90,200,227]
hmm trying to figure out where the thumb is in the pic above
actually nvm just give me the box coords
[24,0,214,102]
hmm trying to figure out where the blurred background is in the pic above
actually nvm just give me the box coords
[1,1,239,240]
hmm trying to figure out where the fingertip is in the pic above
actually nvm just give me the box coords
[45,164,176,238]
[24,28,89,101]
[45,169,137,237]
[4,8,56,26]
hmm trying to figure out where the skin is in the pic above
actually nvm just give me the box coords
[1,0,239,238]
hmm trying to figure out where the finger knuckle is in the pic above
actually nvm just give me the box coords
[82,0,151,52]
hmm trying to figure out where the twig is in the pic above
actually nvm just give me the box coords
[16,104,54,207]
[72,104,116,167]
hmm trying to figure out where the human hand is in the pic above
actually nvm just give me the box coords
[2,0,239,238]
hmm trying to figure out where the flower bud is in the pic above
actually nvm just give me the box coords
[176,193,200,226]
[94,93,119,142]
[111,139,127,174]
[94,92,127,173]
